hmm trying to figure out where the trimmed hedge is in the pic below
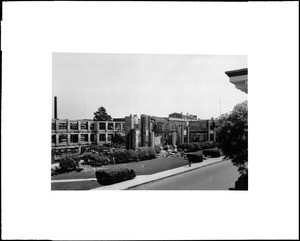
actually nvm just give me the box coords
[202,148,221,157]
[136,147,157,161]
[177,142,219,152]
[95,168,136,185]
[186,152,204,163]
[112,149,138,164]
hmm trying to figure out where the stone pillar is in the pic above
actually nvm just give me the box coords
[207,121,210,142]
[55,134,59,147]
[150,131,155,148]
[67,120,70,132]
[88,133,91,144]
[172,131,176,147]
[187,126,190,143]
[105,133,108,143]
[67,133,70,146]
[180,125,184,144]
[95,122,99,132]
[78,120,81,132]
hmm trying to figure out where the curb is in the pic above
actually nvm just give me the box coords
[126,158,227,190]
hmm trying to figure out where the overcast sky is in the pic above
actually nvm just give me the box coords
[52,53,247,120]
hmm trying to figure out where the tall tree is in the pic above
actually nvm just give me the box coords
[216,101,248,175]
[93,106,112,121]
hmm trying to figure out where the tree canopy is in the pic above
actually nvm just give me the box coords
[93,106,112,121]
[216,101,248,174]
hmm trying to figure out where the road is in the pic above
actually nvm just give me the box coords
[130,160,240,190]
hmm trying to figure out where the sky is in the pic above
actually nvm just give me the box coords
[52,53,247,120]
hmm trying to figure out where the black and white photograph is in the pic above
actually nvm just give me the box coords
[2,1,298,240]
[51,53,248,191]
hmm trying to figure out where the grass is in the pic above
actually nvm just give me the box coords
[51,180,100,190]
[52,156,189,180]
[51,156,190,190]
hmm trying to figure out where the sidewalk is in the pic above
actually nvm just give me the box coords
[91,156,226,190]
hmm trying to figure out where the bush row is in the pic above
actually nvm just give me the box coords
[95,168,136,185]
[177,142,219,153]
[202,148,221,157]
[82,153,113,166]
[186,152,204,163]
[136,147,157,161]
[112,149,138,164]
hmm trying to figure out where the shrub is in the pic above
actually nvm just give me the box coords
[136,147,156,161]
[59,156,78,172]
[112,149,138,164]
[95,168,136,185]
[82,153,107,167]
[177,143,196,152]
[154,146,161,154]
[163,145,170,151]
[202,148,221,157]
[186,152,204,163]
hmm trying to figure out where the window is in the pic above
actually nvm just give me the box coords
[81,134,88,142]
[107,134,114,142]
[90,123,95,130]
[99,122,106,130]
[99,134,106,141]
[107,123,114,130]
[70,134,78,143]
[52,135,56,144]
[59,134,68,143]
[210,134,214,141]
[199,133,207,142]
[90,134,95,143]
[115,123,121,131]
[70,122,78,130]
[52,122,56,130]
[59,123,67,130]
[81,122,88,130]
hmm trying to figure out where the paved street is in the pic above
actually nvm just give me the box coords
[130,160,240,190]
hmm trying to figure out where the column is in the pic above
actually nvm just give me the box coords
[67,133,70,146]
[150,131,155,148]
[172,131,176,147]
[55,134,59,147]
[180,125,184,144]
[88,133,91,144]
[78,120,81,132]
[207,121,210,142]
[187,126,190,143]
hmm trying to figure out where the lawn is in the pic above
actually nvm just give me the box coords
[51,156,190,190]
[51,180,100,190]
[52,156,189,181]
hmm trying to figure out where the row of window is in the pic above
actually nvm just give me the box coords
[52,133,114,144]
[52,122,123,131]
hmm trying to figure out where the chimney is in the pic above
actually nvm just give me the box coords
[54,96,57,119]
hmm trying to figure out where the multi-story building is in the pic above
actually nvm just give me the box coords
[51,119,125,148]
[125,113,216,149]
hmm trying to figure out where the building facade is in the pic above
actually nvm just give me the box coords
[51,119,125,148]
[125,113,216,150]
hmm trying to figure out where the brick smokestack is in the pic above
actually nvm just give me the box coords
[54,96,57,119]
